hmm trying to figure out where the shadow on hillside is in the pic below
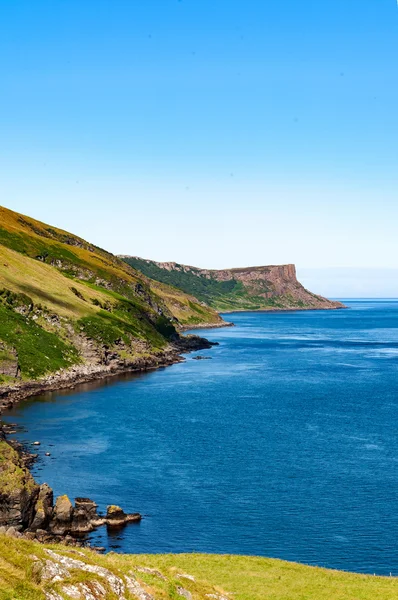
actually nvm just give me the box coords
[17,283,79,311]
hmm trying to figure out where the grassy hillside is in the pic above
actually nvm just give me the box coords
[121,257,344,312]
[0,205,224,387]
[122,257,244,308]
[0,536,397,600]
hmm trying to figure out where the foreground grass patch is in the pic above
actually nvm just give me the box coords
[119,554,398,600]
[0,537,397,599]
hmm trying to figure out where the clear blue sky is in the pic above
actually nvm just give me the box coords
[1,1,398,295]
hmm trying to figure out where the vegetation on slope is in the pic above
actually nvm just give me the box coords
[0,205,224,387]
[121,257,342,312]
[0,205,223,328]
[122,257,244,307]
[0,536,397,600]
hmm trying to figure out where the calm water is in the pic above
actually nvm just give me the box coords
[4,300,398,574]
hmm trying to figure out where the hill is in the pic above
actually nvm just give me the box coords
[0,535,397,600]
[120,257,345,312]
[0,205,225,400]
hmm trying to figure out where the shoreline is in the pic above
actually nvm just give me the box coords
[0,331,221,546]
[0,330,223,413]
[220,305,347,314]
[0,351,182,412]
[179,320,234,331]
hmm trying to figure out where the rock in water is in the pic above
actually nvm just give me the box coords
[71,497,102,534]
[105,505,142,527]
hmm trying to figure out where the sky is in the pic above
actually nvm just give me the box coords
[0,1,398,296]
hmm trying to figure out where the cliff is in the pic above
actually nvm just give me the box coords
[120,257,345,312]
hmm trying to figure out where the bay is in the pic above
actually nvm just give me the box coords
[4,300,398,574]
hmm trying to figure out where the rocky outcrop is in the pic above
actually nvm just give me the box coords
[30,483,53,531]
[161,262,344,309]
[0,332,216,412]
[0,344,20,379]
[0,429,142,544]
[0,486,39,530]
[0,434,39,531]
[105,505,142,528]
[121,256,345,312]
[50,495,74,535]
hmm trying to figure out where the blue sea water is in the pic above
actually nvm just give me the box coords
[4,300,398,574]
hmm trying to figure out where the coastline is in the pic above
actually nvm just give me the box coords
[221,305,347,314]
[0,332,220,412]
[0,331,222,546]
[0,306,340,548]
[179,320,234,331]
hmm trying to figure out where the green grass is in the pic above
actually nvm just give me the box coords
[0,304,79,379]
[0,204,225,390]
[0,536,397,600]
[0,205,223,327]
[122,257,342,313]
[119,554,398,600]
[121,258,312,312]
[123,257,244,308]
[0,441,36,494]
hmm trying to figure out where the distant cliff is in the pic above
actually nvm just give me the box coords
[120,257,345,312]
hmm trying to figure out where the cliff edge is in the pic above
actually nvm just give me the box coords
[120,257,345,312]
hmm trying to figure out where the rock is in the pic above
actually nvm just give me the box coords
[0,486,40,531]
[177,588,193,600]
[135,566,166,580]
[105,505,142,527]
[40,559,71,583]
[62,582,107,600]
[71,498,101,534]
[6,526,21,538]
[0,344,20,378]
[178,573,195,582]
[30,483,53,531]
[50,494,73,534]
[45,593,64,600]
[45,549,126,596]
[126,574,154,600]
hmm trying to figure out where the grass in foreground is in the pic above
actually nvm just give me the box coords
[121,554,398,600]
[0,535,397,600]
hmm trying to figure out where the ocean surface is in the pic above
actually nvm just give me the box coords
[4,300,398,575]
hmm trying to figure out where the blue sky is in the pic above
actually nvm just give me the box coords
[1,1,398,295]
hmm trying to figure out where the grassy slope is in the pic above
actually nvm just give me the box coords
[122,257,246,310]
[0,206,224,383]
[0,205,223,327]
[0,537,397,600]
[121,257,330,312]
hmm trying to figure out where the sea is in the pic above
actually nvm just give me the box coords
[4,299,398,575]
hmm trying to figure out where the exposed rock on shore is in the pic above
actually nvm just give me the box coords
[0,425,142,545]
[0,333,216,412]
[0,329,216,544]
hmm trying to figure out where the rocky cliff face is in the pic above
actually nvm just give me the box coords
[121,257,345,312]
[196,264,343,309]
